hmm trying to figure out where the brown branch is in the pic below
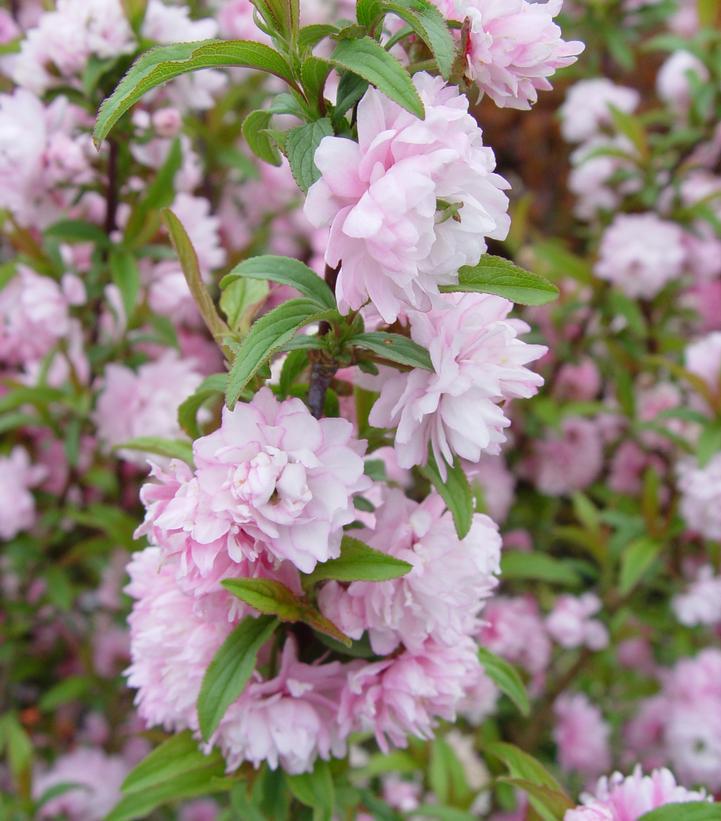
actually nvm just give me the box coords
[308,263,341,419]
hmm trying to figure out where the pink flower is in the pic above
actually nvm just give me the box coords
[339,637,482,752]
[677,453,721,541]
[94,352,204,465]
[0,447,46,540]
[526,417,603,496]
[465,454,515,522]
[685,332,721,394]
[444,0,584,110]
[560,79,640,144]
[656,50,708,113]
[215,638,348,774]
[555,359,602,402]
[305,73,510,322]
[370,293,545,472]
[673,566,721,627]
[546,594,609,651]
[218,0,271,41]
[595,214,686,300]
[33,747,129,821]
[318,489,501,654]
[553,693,611,779]
[138,388,369,575]
[479,595,551,679]
[565,767,711,820]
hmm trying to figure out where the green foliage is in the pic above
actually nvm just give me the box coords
[441,255,559,305]
[351,332,433,370]
[478,648,530,716]
[420,455,474,539]
[305,535,413,582]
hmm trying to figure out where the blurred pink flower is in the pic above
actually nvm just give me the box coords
[546,593,609,651]
[554,693,611,778]
[560,79,639,143]
[0,447,46,540]
[677,453,721,541]
[526,417,603,496]
[673,565,721,627]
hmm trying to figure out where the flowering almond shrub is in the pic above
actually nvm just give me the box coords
[1,1,721,820]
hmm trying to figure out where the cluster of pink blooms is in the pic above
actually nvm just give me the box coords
[554,693,611,779]
[546,593,609,651]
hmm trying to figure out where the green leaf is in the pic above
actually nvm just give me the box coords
[94,40,296,145]
[497,778,574,819]
[197,615,277,741]
[115,436,193,464]
[162,209,231,356]
[285,118,334,193]
[38,676,92,712]
[420,455,473,539]
[478,648,530,716]
[301,56,332,111]
[121,0,148,33]
[383,0,455,79]
[107,732,227,821]
[109,247,140,320]
[125,138,182,243]
[242,109,282,166]
[330,37,424,118]
[619,537,661,596]
[278,349,309,397]
[305,535,412,583]
[638,803,721,821]
[225,298,336,407]
[352,332,433,370]
[220,276,269,334]
[222,579,352,646]
[428,737,472,807]
[441,255,559,306]
[608,104,647,158]
[697,421,721,468]
[332,72,369,127]
[221,255,335,309]
[285,759,335,819]
[500,551,581,588]
[44,219,109,246]
[414,807,474,821]
[177,373,228,438]
[299,24,339,50]
[485,742,571,821]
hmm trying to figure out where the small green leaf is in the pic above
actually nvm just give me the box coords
[162,209,231,356]
[222,579,352,646]
[45,219,109,246]
[352,332,433,370]
[94,40,297,145]
[383,0,455,79]
[441,255,559,305]
[221,255,335,309]
[497,778,574,819]
[420,455,473,539]
[242,109,282,166]
[109,247,140,320]
[225,298,337,407]
[697,421,721,468]
[285,759,335,818]
[115,436,193,464]
[477,648,529,716]
[330,36,424,118]
[500,551,581,588]
[125,138,182,243]
[38,676,92,712]
[178,373,228,439]
[306,535,412,583]
[220,276,269,334]
[485,742,571,821]
[332,72,369,126]
[197,616,278,741]
[638,803,721,821]
[301,56,332,111]
[285,118,334,193]
[619,537,661,596]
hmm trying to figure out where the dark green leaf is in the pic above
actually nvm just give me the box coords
[306,535,412,583]
[178,373,229,438]
[278,349,309,397]
[109,247,140,319]
[330,37,424,118]
[285,759,335,818]
[332,72,369,126]
[352,332,433,370]
[477,648,530,716]
[94,40,296,145]
[125,138,182,243]
[497,778,574,819]
[221,255,335,309]
[384,0,455,79]
[39,676,92,712]
[619,537,661,596]
[45,220,109,246]
[441,255,558,306]
[242,109,282,166]
[420,455,473,539]
[285,118,334,193]
[197,616,277,741]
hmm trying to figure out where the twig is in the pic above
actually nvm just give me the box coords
[308,263,340,419]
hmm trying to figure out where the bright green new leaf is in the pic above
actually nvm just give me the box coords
[478,648,530,716]
[114,436,193,465]
[221,255,336,309]
[441,255,559,306]
[306,535,413,583]
[352,332,433,370]
[638,803,721,821]
[178,373,228,439]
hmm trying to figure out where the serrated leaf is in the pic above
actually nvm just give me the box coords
[108,732,227,821]
[197,615,277,741]
[109,247,140,320]
[226,298,336,406]
[441,255,559,305]
[94,40,296,145]
[285,759,335,818]
[478,648,530,716]
[221,255,335,309]
[420,454,473,539]
[384,0,455,79]
[222,579,352,646]
[486,742,571,821]
[638,803,721,821]
[619,537,661,596]
[285,118,334,193]
[500,551,581,588]
[305,535,412,583]
[242,109,282,166]
[299,24,339,50]
[352,332,433,370]
[115,436,193,464]
[330,36,424,118]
